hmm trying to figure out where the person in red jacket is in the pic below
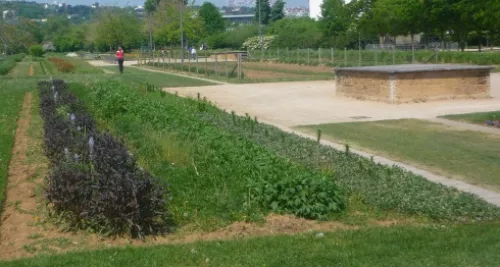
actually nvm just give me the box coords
[116,47,124,74]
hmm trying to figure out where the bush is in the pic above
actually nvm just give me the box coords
[38,80,171,237]
[29,45,45,57]
[249,175,345,219]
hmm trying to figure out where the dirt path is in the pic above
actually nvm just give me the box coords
[428,118,500,135]
[28,64,34,76]
[163,75,500,127]
[0,93,39,259]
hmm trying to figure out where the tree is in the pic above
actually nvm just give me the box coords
[94,9,142,51]
[320,0,351,48]
[370,0,423,40]
[198,2,225,35]
[151,1,205,46]
[144,0,158,50]
[255,0,271,25]
[269,17,322,48]
[270,0,285,23]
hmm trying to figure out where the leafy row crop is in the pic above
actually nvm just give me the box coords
[78,81,500,222]
[0,53,26,75]
[38,80,170,237]
[74,81,346,223]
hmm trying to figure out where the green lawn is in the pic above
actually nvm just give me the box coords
[101,66,215,87]
[296,119,500,191]
[0,79,37,210]
[3,223,500,267]
[440,110,500,125]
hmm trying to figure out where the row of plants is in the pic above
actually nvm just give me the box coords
[247,49,500,66]
[38,80,170,237]
[76,81,500,222]
[0,53,26,75]
[72,81,346,227]
[48,57,74,73]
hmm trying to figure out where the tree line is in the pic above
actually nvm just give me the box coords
[1,0,499,54]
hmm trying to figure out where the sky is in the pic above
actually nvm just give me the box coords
[28,0,309,8]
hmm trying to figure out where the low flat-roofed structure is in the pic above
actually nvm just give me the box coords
[335,64,494,103]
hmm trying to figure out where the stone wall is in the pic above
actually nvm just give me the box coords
[336,71,390,101]
[336,69,491,104]
[394,69,490,102]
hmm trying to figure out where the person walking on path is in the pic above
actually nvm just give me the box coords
[191,46,197,60]
[116,46,125,74]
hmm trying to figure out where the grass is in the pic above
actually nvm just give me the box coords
[440,110,500,125]
[3,223,500,266]
[296,119,500,191]
[100,66,215,87]
[7,61,31,77]
[0,79,37,213]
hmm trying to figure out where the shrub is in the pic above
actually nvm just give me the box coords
[38,80,171,237]
[29,45,45,57]
[249,175,345,219]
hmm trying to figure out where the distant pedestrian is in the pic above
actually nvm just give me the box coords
[116,46,124,74]
[191,47,197,60]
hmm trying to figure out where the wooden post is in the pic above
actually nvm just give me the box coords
[205,49,208,75]
[224,54,228,78]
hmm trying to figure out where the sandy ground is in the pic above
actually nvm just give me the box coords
[88,59,500,127]
[163,74,500,127]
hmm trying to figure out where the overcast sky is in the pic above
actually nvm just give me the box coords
[29,0,309,8]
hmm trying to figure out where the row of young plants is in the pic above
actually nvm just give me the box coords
[0,53,26,75]
[78,81,500,222]
[38,80,170,237]
[73,81,346,227]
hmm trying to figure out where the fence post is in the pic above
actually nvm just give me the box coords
[277,47,280,60]
[358,45,361,66]
[392,45,395,65]
[331,48,334,65]
[318,48,321,64]
[297,48,299,63]
[375,49,378,65]
[287,47,289,61]
[307,48,310,64]
[412,45,415,64]
[224,54,228,78]
[237,53,242,80]
[344,47,347,67]
[205,49,208,75]
[196,53,199,74]
[215,53,218,77]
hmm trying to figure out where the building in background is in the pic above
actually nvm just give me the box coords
[285,7,309,17]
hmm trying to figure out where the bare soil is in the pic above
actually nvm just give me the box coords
[28,64,34,76]
[243,62,333,73]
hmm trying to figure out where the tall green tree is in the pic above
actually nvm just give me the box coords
[370,0,423,40]
[270,0,285,23]
[320,0,351,47]
[255,0,271,25]
[94,9,143,51]
[198,2,225,35]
